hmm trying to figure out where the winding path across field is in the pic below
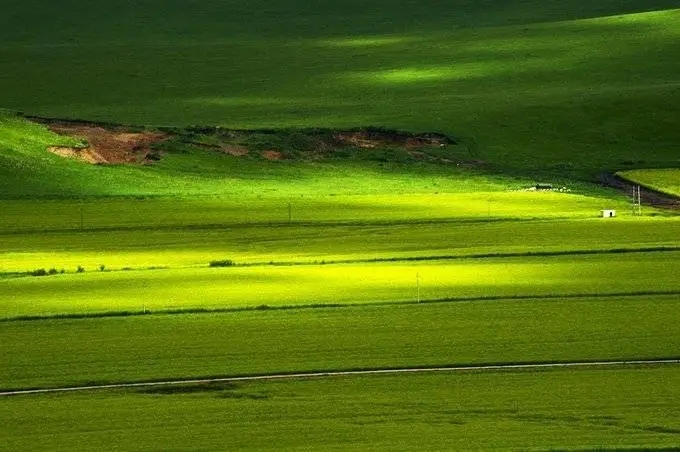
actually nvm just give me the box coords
[2,358,679,397]
[601,173,680,209]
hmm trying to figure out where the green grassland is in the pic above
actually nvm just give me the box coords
[1,2,679,179]
[2,296,679,390]
[3,251,680,318]
[0,191,638,232]
[1,216,678,273]
[2,1,680,449]
[2,367,680,451]
[619,169,680,197]
[0,112,524,198]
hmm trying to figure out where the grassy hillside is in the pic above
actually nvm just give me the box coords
[3,0,677,42]
[1,1,679,179]
[1,112,537,198]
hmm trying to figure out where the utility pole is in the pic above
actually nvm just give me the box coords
[632,186,642,216]
[416,272,420,303]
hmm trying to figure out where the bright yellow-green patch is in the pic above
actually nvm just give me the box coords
[618,168,680,197]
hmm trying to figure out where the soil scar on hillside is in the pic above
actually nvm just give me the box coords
[45,122,168,164]
[37,117,461,166]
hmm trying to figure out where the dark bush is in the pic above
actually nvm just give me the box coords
[76,266,85,273]
[31,268,48,277]
[147,150,163,161]
[209,259,234,267]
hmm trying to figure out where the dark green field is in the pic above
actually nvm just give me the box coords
[3,367,680,451]
[1,0,679,450]
[2,296,680,390]
[2,1,680,178]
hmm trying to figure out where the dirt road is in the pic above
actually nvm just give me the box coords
[2,358,678,397]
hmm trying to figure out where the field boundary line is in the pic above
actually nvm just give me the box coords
[2,359,679,397]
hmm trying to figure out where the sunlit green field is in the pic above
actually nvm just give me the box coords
[3,251,680,318]
[0,192,636,233]
[2,1,680,450]
[1,216,678,273]
[619,169,680,197]
[2,367,680,451]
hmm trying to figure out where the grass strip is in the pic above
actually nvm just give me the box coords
[3,295,679,390]
[4,358,680,396]
[2,366,680,450]
[5,245,680,282]
[3,251,679,317]
[2,289,680,323]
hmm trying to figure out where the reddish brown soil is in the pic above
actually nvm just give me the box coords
[37,118,462,167]
[47,123,167,164]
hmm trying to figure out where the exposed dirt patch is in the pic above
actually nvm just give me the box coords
[47,146,108,164]
[33,117,462,166]
[601,173,680,210]
[46,123,168,165]
[261,150,283,160]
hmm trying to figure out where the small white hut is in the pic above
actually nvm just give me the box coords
[600,209,616,218]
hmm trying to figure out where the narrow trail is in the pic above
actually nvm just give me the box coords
[601,173,680,210]
[2,358,679,398]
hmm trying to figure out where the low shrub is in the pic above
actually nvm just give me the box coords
[30,268,48,277]
[209,259,234,267]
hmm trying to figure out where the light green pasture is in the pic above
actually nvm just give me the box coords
[1,217,679,273]
[2,296,679,390]
[2,251,679,318]
[619,168,680,197]
[2,367,680,450]
[0,192,640,234]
